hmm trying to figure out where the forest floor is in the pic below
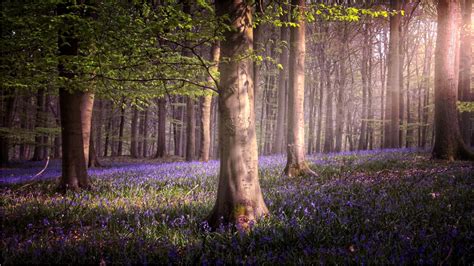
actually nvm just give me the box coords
[1,149,473,264]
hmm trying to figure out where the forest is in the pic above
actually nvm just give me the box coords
[1,0,473,264]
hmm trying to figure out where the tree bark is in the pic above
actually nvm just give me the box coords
[358,24,369,150]
[334,26,347,153]
[273,2,289,154]
[80,92,94,167]
[32,89,46,161]
[142,108,149,157]
[200,42,220,162]
[0,90,15,166]
[323,59,334,153]
[208,0,269,229]
[384,0,401,148]
[155,97,166,158]
[57,2,88,190]
[459,0,472,147]
[131,106,139,158]
[283,0,316,177]
[432,0,473,160]
[117,98,126,156]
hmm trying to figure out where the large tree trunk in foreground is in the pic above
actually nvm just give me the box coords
[432,0,473,160]
[57,3,89,190]
[459,0,472,147]
[81,92,94,166]
[200,42,220,162]
[384,0,401,148]
[208,0,268,229]
[283,0,316,177]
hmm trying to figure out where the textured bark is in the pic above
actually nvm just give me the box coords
[273,2,289,154]
[208,0,269,229]
[80,92,94,167]
[57,3,90,190]
[200,42,220,162]
[432,0,473,160]
[57,5,86,190]
[384,0,401,148]
[459,0,472,146]
[130,106,139,158]
[283,0,316,177]
[155,97,166,158]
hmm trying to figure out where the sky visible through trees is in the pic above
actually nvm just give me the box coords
[1,0,473,264]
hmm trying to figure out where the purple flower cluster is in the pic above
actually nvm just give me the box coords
[1,148,472,264]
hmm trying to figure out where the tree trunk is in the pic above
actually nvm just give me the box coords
[421,30,433,148]
[273,2,289,154]
[200,42,220,162]
[283,0,316,177]
[96,99,103,157]
[315,50,325,153]
[155,97,166,158]
[88,120,102,168]
[80,92,94,167]
[334,27,347,153]
[32,89,46,161]
[459,0,472,147]
[323,59,334,153]
[0,90,15,166]
[384,0,401,148]
[131,106,139,158]
[207,0,269,229]
[57,2,88,190]
[358,25,369,151]
[117,98,126,156]
[142,108,148,157]
[186,98,196,161]
[432,0,473,160]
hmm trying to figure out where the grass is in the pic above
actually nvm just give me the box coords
[1,149,473,264]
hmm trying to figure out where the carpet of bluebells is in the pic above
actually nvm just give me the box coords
[1,149,473,264]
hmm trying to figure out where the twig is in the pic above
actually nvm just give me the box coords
[19,156,50,189]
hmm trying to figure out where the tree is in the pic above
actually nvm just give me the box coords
[207,0,268,228]
[200,42,220,162]
[155,97,167,158]
[283,0,316,177]
[273,1,289,154]
[459,0,472,146]
[383,0,401,148]
[57,2,89,190]
[432,0,473,160]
